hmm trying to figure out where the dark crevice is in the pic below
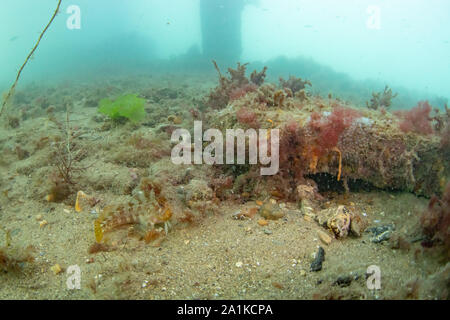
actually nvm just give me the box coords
[306,173,378,193]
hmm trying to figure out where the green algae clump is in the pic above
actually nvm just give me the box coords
[98,94,146,123]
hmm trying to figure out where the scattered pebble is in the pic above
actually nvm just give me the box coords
[272,282,284,289]
[317,230,332,245]
[258,219,269,226]
[259,201,285,220]
[51,264,62,275]
[39,220,48,228]
[297,184,317,201]
[235,261,243,268]
[350,212,368,237]
[35,214,43,221]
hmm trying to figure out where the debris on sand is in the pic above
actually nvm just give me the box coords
[310,247,325,272]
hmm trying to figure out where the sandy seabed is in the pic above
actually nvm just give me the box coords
[0,73,448,300]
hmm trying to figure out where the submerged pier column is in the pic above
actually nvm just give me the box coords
[200,0,245,64]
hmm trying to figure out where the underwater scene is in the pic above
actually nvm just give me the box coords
[0,0,449,301]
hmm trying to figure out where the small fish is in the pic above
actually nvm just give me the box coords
[9,36,19,42]
[304,25,313,28]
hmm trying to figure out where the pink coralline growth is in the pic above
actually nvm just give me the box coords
[279,120,305,180]
[229,83,258,101]
[420,182,450,257]
[236,107,259,128]
[398,101,434,135]
[285,119,300,134]
[308,112,323,131]
[309,107,361,154]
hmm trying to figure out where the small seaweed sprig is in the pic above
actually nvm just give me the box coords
[0,226,34,272]
[366,85,398,110]
[279,75,312,94]
[50,106,90,185]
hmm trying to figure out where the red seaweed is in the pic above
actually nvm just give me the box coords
[398,101,433,135]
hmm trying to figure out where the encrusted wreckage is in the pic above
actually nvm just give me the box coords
[205,64,449,198]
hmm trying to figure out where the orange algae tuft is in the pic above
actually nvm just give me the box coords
[332,147,342,181]
[75,190,88,212]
